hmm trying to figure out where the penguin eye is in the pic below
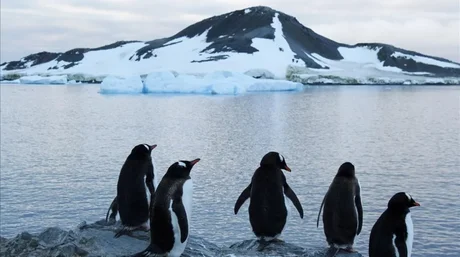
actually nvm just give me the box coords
[278,153,284,163]
[143,144,150,151]
[177,161,186,168]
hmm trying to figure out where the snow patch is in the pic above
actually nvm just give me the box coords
[244,69,275,79]
[338,46,382,64]
[336,46,403,73]
[244,9,251,14]
[391,52,460,69]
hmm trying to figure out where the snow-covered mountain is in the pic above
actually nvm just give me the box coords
[2,6,460,81]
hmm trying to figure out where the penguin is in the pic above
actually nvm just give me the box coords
[316,162,363,253]
[369,192,420,257]
[132,158,201,257]
[234,151,304,243]
[105,143,157,238]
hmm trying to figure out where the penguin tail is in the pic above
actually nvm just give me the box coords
[131,244,167,257]
[105,197,118,224]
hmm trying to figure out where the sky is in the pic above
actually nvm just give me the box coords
[1,0,459,63]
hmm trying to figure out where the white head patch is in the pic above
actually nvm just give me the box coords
[405,193,412,201]
[279,153,285,163]
[177,161,186,168]
[143,144,150,150]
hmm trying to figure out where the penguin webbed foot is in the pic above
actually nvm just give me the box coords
[324,247,340,257]
[131,244,167,257]
[114,224,150,238]
[326,244,357,256]
[256,237,283,252]
[256,240,270,252]
[114,228,132,238]
[343,246,358,253]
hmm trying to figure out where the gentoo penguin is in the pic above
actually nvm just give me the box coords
[132,158,201,257]
[369,192,420,257]
[105,143,157,238]
[234,152,304,243]
[316,162,363,253]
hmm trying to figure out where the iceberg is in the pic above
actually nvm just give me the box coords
[0,79,20,84]
[0,219,363,257]
[101,70,303,95]
[99,75,145,94]
[18,75,68,85]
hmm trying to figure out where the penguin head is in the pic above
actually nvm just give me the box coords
[336,162,355,178]
[166,158,201,178]
[388,192,421,210]
[129,144,157,158]
[260,151,291,172]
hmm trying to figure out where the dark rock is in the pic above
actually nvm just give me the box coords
[129,38,175,61]
[352,43,460,77]
[191,55,230,63]
[20,232,33,241]
[0,219,363,257]
[38,227,72,245]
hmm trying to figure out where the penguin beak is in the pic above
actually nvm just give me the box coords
[150,144,157,150]
[190,158,200,166]
[413,201,420,207]
[284,164,291,172]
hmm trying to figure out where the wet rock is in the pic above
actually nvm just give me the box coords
[0,219,363,257]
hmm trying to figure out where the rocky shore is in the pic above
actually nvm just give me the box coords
[0,219,363,257]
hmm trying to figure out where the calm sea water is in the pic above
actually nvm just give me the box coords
[1,84,459,256]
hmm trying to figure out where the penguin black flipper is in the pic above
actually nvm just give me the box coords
[130,243,166,257]
[394,232,409,257]
[355,182,363,235]
[234,183,252,215]
[282,176,304,218]
[105,196,118,223]
[146,162,155,196]
[316,193,326,228]
[172,197,188,243]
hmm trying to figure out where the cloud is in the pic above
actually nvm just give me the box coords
[1,0,459,63]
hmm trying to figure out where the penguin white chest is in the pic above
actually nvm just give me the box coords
[181,179,193,223]
[405,212,414,257]
[169,179,193,257]
[282,187,291,215]
[152,159,159,189]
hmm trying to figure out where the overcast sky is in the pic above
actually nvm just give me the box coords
[1,0,459,63]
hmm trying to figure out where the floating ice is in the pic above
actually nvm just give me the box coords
[19,75,67,85]
[99,75,145,94]
[0,79,20,84]
[143,71,301,95]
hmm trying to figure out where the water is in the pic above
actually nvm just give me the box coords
[1,84,459,256]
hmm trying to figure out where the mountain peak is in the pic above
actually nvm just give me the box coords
[1,5,459,78]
